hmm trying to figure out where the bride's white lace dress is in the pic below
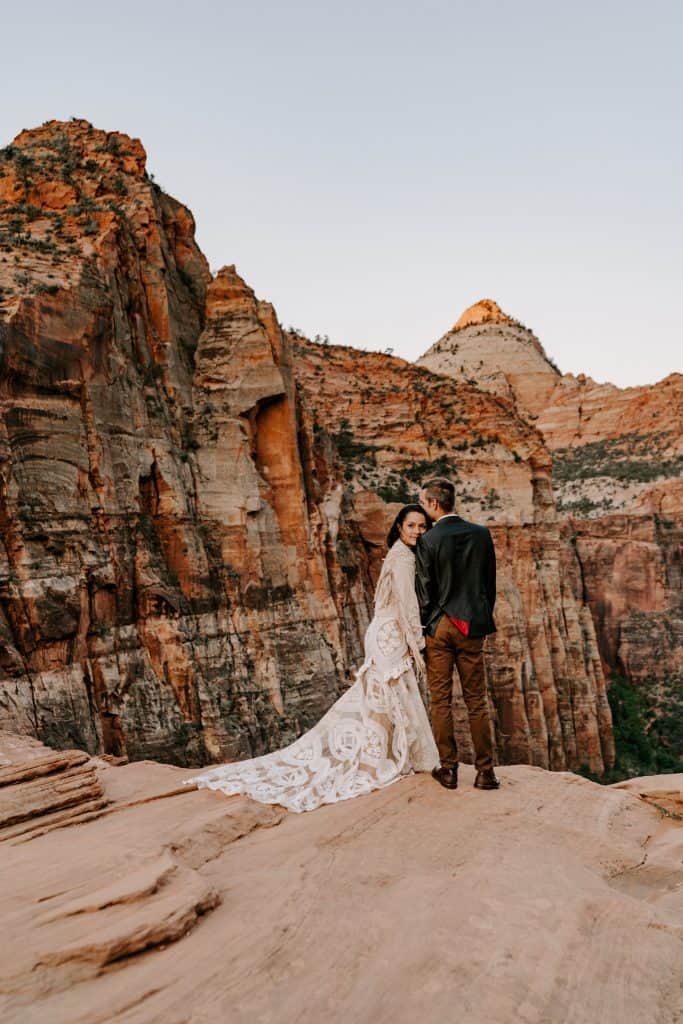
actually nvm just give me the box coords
[187,540,439,812]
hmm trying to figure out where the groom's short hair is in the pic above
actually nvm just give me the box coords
[422,477,455,513]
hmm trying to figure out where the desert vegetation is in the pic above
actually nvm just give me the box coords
[553,433,681,485]
[0,121,165,303]
[580,673,682,784]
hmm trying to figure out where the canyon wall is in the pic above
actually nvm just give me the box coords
[420,301,683,712]
[0,121,369,766]
[0,123,621,773]
[290,336,613,771]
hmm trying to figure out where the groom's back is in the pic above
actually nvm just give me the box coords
[416,515,496,637]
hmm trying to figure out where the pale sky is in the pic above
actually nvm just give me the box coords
[4,0,682,387]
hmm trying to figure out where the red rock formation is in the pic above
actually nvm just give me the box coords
[0,121,368,766]
[291,338,613,772]
[420,301,683,699]
[0,124,617,773]
[421,298,560,407]
[0,734,107,841]
[452,297,517,331]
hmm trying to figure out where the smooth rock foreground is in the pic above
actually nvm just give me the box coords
[0,733,681,1023]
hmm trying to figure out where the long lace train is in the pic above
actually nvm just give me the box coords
[186,542,439,813]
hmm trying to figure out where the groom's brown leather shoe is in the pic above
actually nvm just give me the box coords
[432,765,458,789]
[474,767,500,790]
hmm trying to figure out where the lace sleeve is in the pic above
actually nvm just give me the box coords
[373,543,426,679]
[391,549,425,654]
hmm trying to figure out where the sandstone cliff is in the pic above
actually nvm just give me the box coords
[1,732,681,1024]
[0,121,369,767]
[291,337,614,772]
[0,121,618,774]
[420,302,683,705]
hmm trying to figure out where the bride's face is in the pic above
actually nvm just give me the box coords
[399,512,428,548]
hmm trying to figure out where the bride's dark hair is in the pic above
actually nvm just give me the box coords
[387,504,430,547]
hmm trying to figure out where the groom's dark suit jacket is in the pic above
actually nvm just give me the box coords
[415,515,496,638]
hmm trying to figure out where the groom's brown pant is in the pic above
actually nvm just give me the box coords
[425,615,494,771]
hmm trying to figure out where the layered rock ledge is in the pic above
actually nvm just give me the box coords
[0,732,681,1024]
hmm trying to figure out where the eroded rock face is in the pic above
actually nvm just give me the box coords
[0,125,615,773]
[0,121,370,766]
[291,338,613,772]
[419,300,683,693]
[570,515,683,685]
[420,299,561,409]
[0,733,107,841]
[1,120,210,759]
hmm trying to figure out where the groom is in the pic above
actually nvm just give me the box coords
[415,477,499,791]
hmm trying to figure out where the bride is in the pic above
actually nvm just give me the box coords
[187,504,439,812]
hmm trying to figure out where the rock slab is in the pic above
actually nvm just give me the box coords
[0,733,681,1024]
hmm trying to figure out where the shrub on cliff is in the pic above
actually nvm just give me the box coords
[553,435,683,485]
[581,675,682,783]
